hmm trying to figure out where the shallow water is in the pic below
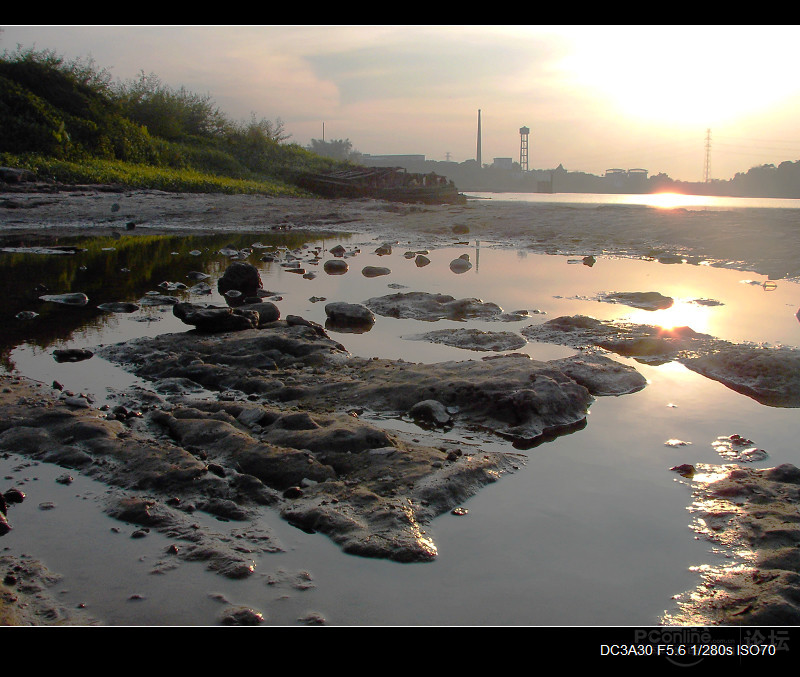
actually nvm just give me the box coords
[1,225,799,626]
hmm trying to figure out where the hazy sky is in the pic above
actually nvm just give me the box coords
[3,25,800,181]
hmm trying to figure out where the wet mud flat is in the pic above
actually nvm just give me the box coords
[1,186,800,625]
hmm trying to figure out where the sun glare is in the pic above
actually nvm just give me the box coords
[628,300,714,335]
[646,193,714,210]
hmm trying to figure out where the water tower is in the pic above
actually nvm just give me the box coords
[519,126,530,172]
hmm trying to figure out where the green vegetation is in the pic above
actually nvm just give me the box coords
[0,47,345,195]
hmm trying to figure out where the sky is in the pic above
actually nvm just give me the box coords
[3,24,800,182]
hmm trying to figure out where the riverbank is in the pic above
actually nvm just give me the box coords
[3,187,800,281]
[1,186,800,626]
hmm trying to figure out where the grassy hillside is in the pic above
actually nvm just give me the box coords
[0,48,344,196]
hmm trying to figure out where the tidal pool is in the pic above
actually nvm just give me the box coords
[1,229,798,626]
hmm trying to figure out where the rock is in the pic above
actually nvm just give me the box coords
[449,257,472,274]
[415,255,431,267]
[173,303,259,332]
[362,266,391,278]
[323,259,349,275]
[365,291,503,322]
[329,244,347,257]
[219,605,265,626]
[4,488,25,504]
[15,311,38,320]
[324,302,375,327]
[139,294,179,306]
[237,301,280,324]
[408,400,452,427]
[97,302,140,313]
[683,345,800,407]
[406,328,526,352]
[39,292,89,307]
[523,314,800,406]
[53,348,93,363]
[599,291,674,310]
[217,262,262,298]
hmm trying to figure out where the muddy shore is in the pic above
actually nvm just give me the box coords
[1,185,800,625]
[3,186,800,280]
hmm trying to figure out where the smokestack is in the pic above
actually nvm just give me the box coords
[476,109,482,166]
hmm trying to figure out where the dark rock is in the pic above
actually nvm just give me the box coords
[323,259,348,275]
[283,486,304,499]
[53,348,93,363]
[97,302,140,313]
[219,605,264,625]
[237,301,280,324]
[408,400,452,427]
[3,488,25,504]
[325,302,375,327]
[217,262,262,297]
[600,291,674,310]
[362,266,391,278]
[173,303,259,332]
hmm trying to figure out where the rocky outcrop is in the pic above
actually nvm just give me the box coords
[665,463,800,625]
[522,315,800,406]
[598,291,674,310]
[173,301,280,332]
[405,328,526,352]
[365,291,504,322]
[91,319,646,558]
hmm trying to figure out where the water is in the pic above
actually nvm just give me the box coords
[467,191,800,211]
[1,193,799,626]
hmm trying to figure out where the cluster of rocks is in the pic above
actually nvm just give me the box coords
[522,314,800,406]
[78,284,651,560]
[665,462,800,625]
[364,291,531,323]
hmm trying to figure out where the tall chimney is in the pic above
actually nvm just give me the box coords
[476,109,482,166]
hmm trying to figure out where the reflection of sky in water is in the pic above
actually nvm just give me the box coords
[2,233,800,626]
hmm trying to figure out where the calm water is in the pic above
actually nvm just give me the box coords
[467,191,800,211]
[1,194,799,626]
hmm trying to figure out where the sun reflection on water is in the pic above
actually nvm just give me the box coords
[644,193,715,210]
[626,299,716,335]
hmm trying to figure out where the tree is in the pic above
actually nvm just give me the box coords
[114,71,228,141]
[307,138,355,161]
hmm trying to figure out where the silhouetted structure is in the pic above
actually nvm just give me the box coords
[476,109,482,167]
[297,166,465,204]
[520,126,530,172]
